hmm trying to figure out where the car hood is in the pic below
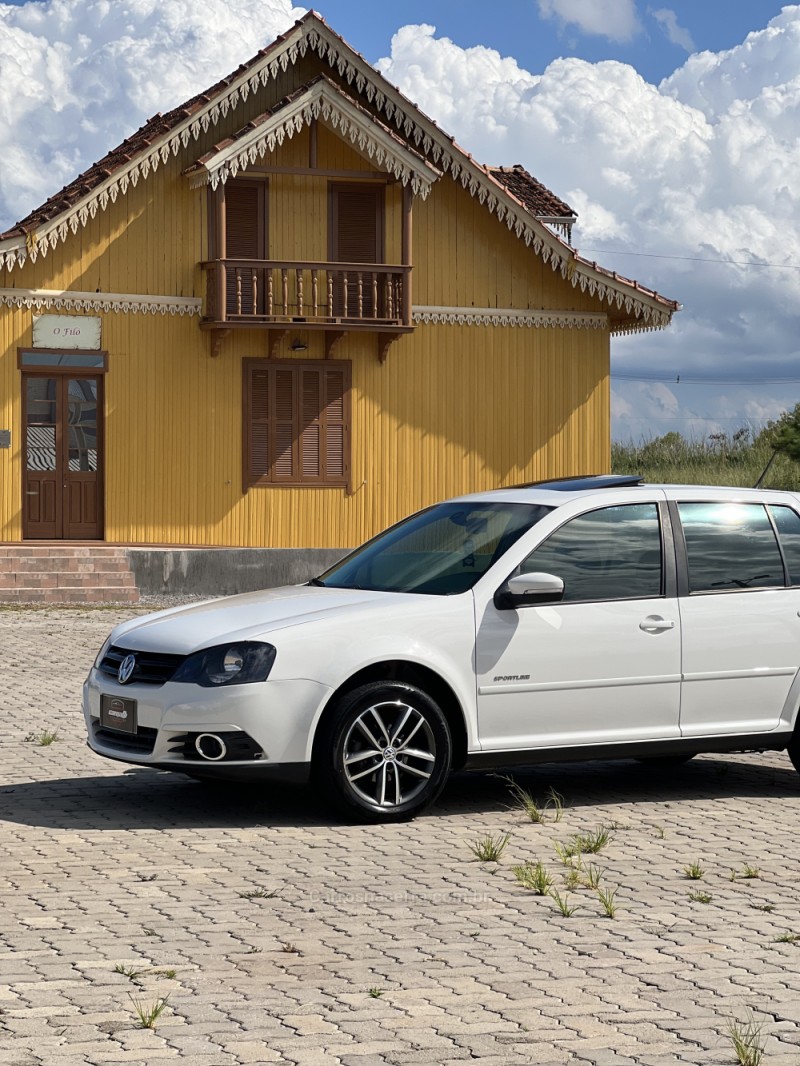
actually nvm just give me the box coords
[107,584,415,656]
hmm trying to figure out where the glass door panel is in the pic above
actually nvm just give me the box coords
[24,377,59,537]
[64,377,101,538]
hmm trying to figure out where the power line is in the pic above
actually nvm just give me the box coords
[613,372,800,385]
[615,415,768,423]
[582,248,800,270]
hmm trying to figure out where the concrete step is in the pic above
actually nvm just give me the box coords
[0,573,137,590]
[0,586,140,604]
[0,546,140,604]
[0,556,132,574]
[0,546,129,558]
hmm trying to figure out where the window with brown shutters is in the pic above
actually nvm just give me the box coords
[329,183,384,317]
[223,180,267,316]
[244,359,351,489]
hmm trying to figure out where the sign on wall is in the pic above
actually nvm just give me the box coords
[32,314,101,350]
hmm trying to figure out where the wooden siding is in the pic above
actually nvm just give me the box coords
[0,80,611,547]
[414,176,600,311]
[2,315,608,546]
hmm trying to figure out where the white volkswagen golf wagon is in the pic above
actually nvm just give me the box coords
[83,475,800,821]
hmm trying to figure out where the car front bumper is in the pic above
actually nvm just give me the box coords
[82,668,332,780]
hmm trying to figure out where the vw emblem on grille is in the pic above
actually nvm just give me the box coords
[117,654,136,685]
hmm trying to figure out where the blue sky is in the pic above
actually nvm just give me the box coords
[298,0,790,84]
[0,0,798,441]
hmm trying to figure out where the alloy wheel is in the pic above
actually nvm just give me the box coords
[342,699,437,809]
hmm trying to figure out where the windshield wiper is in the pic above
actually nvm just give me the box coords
[307,577,326,587]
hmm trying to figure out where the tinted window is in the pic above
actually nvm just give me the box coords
[318,502,553,595]
[678,502,784,593]
[770,505,800,585]
[521,504,662,603]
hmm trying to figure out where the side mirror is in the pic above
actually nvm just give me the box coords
[494,571,565,610]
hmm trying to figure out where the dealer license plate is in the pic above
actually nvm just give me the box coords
[100,694,137,734]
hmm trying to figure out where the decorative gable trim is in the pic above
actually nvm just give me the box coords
[0,288,202,316]
[413,306,608,330]
[411,304,670,334]
[187,78,440,198]
[0,13,678,333]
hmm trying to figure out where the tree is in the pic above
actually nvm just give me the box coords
[753,402,800,487]
[771,405,800,462]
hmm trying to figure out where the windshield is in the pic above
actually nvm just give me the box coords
[315,502,553,595]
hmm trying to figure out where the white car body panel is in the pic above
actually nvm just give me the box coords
[677,588,800,735]
[475,596,682,749]
[84,585,480,764]
[83,673,331,764]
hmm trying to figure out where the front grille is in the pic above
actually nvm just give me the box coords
[168,731,264,762]
[98,645,186,686]
[94,724,158,755]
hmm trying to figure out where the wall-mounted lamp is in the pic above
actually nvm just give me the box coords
[290,339,308,351]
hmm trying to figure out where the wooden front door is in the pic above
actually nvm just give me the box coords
[23,373,103,539]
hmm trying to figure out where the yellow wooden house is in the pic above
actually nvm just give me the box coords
[0,11,678,554]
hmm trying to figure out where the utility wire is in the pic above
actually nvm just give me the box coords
[613,372,800,385]
[582,248,800,270]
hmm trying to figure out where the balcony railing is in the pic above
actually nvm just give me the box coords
[201,259,411,328]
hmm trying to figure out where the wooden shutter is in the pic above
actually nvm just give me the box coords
[248,367,270,481]
[224,181,267,315]
[300,370,322,479]
[330,184,384,317]
[323,369,347,480]
[272,369,296,480]
[245,360,350,489]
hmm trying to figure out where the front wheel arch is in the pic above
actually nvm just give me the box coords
[311,660,469,771]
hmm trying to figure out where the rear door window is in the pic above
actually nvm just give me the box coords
[677,502,784,593]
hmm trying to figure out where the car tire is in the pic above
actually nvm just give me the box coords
[788,733,800,776]
[315,681,452,822]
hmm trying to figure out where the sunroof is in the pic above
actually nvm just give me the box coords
[509,474,645,491]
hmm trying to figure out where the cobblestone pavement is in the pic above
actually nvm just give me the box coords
[2,605,800,1066]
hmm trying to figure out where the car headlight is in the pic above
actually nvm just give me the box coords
[171,642,277,687]
[93,637,113,669]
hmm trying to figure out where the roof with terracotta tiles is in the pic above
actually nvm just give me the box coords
[0,10,679,330]
[487,165,575,222]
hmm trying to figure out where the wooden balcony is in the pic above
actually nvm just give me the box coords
[201,259,412,330]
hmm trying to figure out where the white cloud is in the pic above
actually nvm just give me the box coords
[0,0,305,227]
[611,380,792,442]
[537,0,640,43]
[650,8,694,52]
[377,10,800,437]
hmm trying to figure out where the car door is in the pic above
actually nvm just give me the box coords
[475,498,682,751]
[673,496,800,736]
